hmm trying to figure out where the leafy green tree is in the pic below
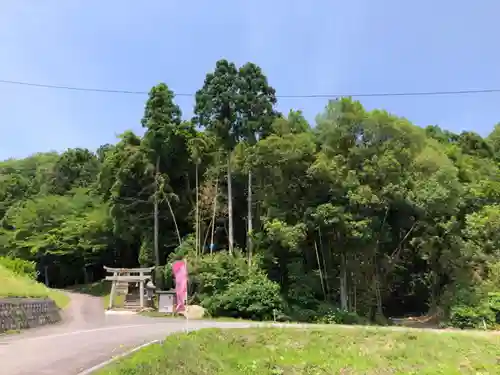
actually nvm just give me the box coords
[236,62,278,263]
[2,189,112,286]
[194,60,240,253]
[188,132,212,256]
[50,148,99,195]
[97,131,156,267]
[141,83,183,262]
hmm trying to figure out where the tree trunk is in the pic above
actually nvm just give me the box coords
[227,154,234,254]
[247,169,253,266]
[375,276,383,316]
[373,263,384,320]
[165,195,182,247]
[195,162,199,257]
[318,228,330,298]
[352,274,357,312]
[83,266,89,284]
[203,217,213,250]
[154,157,160,269]
[340,252,348,311]
[44,265,49,287]
[314,239,326,300]
[210,176,219,254]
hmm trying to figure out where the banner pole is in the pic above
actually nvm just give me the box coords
[185,280,189,333]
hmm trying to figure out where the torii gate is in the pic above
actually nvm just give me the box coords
[104,266,155,309]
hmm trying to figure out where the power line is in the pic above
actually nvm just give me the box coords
[0,79,149,95]
[1,78,500,99]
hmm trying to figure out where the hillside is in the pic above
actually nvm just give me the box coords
[0,265,69,308]
[1,58,500,328]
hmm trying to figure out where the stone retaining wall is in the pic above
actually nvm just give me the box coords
[0,297,61,333]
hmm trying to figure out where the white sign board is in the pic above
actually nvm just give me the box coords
[158,293,175,313]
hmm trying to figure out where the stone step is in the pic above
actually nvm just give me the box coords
[122,306,141,312]
[115,282,129,295]
[105,309,137,315]
[125,296,140,302]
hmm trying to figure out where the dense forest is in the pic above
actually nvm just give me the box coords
[1,59,500,327]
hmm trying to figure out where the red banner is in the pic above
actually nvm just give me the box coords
[172,260,188,313]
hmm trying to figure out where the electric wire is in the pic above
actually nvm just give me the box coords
[1,79,500,99]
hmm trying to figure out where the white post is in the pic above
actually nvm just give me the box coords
[139,271,144,309]
[109,271,117,309]
[185,281,189,333]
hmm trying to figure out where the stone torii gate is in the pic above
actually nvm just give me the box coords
[104,266,155,310]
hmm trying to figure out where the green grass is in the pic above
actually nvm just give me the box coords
[2,329,21,335]
[0,265,70,308]
[139,311,183,318]
[96,327,500,375]
[139,310,250,322]
[68,280,124,308]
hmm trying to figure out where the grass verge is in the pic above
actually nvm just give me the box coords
[68,280,124,309]
[95,327,500,375]
[0,265,70,308]
[139,310,252,323]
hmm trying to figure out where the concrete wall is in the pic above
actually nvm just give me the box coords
[0,298,61,333]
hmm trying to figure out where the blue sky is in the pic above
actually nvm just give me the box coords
[1,1,499,160]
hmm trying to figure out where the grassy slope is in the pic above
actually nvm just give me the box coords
[0,265,69,308]
[96,327,500,375]
[68,280,124,308]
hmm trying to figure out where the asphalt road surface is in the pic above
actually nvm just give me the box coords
[0,293,253,375]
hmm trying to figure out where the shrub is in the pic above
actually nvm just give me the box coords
[164,248,251,298]
[315,307,364,325]
[204,271,284,321]
[487,292,500,324]
[0,256,37,279]
[194,251,250,298]
[286,302,336,323]
[449,305,495,329]
[286,305,319,323]
[448,291,500,329]
[164,247,282,320]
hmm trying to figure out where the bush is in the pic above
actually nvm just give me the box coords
[0,256,37,279]
[193,251,250,298]
[164,247,282,320]
[315,307,364,325]
[449,305,495,329]
[286,305,319,323]
[204,271,284,321]
[164,248,250,298]
[487,292,500,324]
[448,292,500,330]
[286,302,337,323]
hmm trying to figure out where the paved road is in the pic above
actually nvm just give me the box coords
[0,318,253,375]
[0,292,254,375]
